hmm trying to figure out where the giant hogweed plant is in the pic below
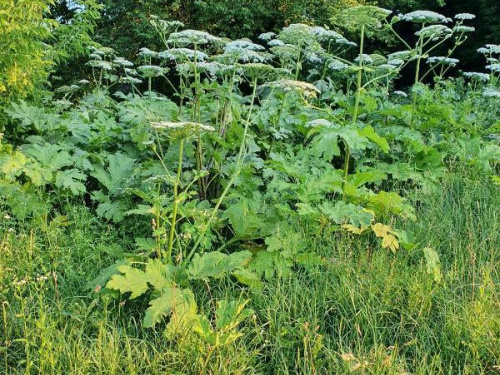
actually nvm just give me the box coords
[1,8,499,331]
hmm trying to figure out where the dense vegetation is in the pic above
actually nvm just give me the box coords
[1,1,499,374]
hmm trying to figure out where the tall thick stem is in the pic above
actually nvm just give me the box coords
[411,37,424,128]
[192,44,206,198]
[167,138,184,262]
[352,25,365,125]
[186,78,258,262]
[344,25,365,191]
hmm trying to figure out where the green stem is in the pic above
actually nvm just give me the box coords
[186,78,258,262]
[411,36,425,128]
[352,24,365,125]
[167,138,184,262]
[344,24,365,191]
[295,48,302,80]
[156,183,162,260]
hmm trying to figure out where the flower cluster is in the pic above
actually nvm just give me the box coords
[426,56,460,67]
[463,72,490,82]
[260,79,320,98]
[416,25,452,40]
[159,48,208,62]
[454,13,476,20]
[151,121,215,132]
[168,29,221,46]
[400,10,450,24]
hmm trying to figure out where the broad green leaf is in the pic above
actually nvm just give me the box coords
[249,250,293,279]
[143,287,178,328]
[145,259,175,290]
[311,131,341,161]
[216,299,253,331]
[91,153,136,194]
[224,200,265,239]
[86,259,127,291]
[368,191,416,220]
[92,191,129,222]
[23,143,73,172]
[337,127,370,151]
[348,171,387,188]
[166,289,199,335]
[232,269,263,289]
[0,151,29,179]
[319,201,374,227]
[55,169,87,195]
[423,247,442,283]
[106,265,150,299]
[359,125,390,153]
[144,288,199,331]
[188,251,252,281]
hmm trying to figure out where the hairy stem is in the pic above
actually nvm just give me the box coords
[167,138,184,262]
[186,78,258,261]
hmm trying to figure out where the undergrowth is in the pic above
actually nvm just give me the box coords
[0,6,499,375]
[1,176,498,374]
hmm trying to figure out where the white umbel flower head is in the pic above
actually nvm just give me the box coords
[377,64,397,71]
[388,58,405,66]
[260,79,320,98]
[388,50,413,60]
[225,40,266,52]
[329,59,350,70]
[482,87,500,98]
[463,72,490,82]
[486,63,500,73]
[89,53,103,61]
[401,10,449,23]
[124,68,138,76]
[221,48,269,63]
[196,62,235,76]
[394,90,408,97]
[113,57,134,67]
[426,56,459,67]
[354,54,374,64]
[158,48,208,62]
[137,65,167,78]
[86,60,113,70]
[307,52,323,64]
[258,32,276,41]
[138,48,159,58]
[310,27,350,45]
[121,76,143,84]
[151,121,215,139]
[237,63,276,79]
[453,25,475,33]
[454,13,475,20]
[486,44,500,54]
[279,24,313,45]
[416,25,452,40]
[168,29,221,46]
[268,39,285,47]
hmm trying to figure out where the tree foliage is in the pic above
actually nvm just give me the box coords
[0,0,100,103]
[92,0,365,58]
[0,0,57,100]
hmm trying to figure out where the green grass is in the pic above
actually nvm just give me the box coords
[1,174,499,374]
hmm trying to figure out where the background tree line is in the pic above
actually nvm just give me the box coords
[1,0,498,103]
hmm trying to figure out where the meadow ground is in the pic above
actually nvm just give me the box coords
[1,174,498,375]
